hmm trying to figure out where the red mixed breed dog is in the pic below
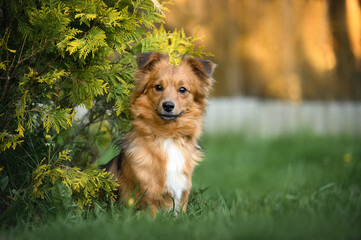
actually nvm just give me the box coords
[102,52,215,215]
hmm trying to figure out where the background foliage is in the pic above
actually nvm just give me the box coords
[0,0,209,225]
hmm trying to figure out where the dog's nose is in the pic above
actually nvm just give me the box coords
[162,101,175,112]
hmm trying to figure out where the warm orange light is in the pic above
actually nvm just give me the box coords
[301,0,336,72]
[164,0,356,99]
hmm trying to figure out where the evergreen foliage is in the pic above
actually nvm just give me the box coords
[0,0,210,224]
[32,150,118,209]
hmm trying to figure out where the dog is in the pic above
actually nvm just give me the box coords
[102,52,215,216]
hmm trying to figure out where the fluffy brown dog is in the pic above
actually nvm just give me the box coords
[102,52,215,215]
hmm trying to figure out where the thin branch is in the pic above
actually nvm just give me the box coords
[56,164,85,174]
[36,54,61,77]
[28,108,48,115]
[53,76,67,106]
[15,37,48,67]
[12,35,28,72]
[0,75,11,103]
[54,108,107,156]
[133,0,146,14]
[18,36,27,63]
[33,40,51,72]
[1,50,17,102]
[92,113,105,146]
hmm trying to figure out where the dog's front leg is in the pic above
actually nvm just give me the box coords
[181,190,191,213]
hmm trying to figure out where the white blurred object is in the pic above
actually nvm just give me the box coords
[204,97,361,136]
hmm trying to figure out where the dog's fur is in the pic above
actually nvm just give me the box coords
[102,52,215,215]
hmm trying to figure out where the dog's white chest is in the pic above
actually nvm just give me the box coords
[163,139,187,211]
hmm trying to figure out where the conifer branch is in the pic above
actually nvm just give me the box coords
[133,0,146,14]
[36,54,61,77]
[55,108,107,156]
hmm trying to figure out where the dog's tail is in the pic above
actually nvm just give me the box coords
[99,147,125,176]
[99,137,128,178]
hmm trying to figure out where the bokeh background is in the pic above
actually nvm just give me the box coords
[164,0,361,136]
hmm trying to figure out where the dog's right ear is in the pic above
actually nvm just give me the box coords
[132,52,164,98]
[136,52,164,71]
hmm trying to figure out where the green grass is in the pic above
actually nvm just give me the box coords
[2,133,361,240]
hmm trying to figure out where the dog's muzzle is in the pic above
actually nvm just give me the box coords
[159,101,182,120]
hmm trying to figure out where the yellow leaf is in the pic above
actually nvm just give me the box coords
[15,124,25,137]
[8,48,16,53]
[55,168,65,174]
[0,62,6,70]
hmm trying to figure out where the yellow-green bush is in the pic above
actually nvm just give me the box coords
[0,0,210,222]
[32,150,118,209]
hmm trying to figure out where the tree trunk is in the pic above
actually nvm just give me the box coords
[328,0,361,99]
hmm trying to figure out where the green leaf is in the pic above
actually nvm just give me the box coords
[52,181,74,214]
[0,175,9,191]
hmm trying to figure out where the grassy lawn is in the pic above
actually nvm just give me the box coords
[2,133,361,240]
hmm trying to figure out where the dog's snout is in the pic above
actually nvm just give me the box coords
[162,101,175,112]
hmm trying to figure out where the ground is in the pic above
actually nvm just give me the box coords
[2,132,361,240]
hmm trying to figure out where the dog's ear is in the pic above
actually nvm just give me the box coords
[184,57,216,100]
[132,52,165,97]
[185,57,216,79]
[136,52,164,71]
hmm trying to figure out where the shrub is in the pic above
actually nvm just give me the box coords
[0,0,209,224]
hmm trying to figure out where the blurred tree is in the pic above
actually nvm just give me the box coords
[328,0,361,99]
[165,0,361,100]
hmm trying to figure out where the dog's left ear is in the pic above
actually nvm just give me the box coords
[186,57,216,79]
[184,57,216,99]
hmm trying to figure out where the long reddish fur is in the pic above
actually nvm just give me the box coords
[104,52,215,215]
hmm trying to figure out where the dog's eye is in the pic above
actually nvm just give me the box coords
[155,85,163,92]
[178,87,188,94]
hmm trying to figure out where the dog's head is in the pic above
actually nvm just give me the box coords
[130,52,215,137]
[131,52,215,123]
